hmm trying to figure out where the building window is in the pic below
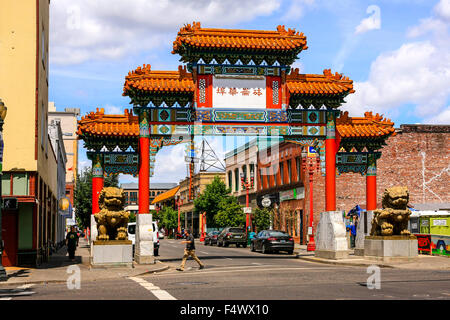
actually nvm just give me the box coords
[296,157,301,182]
[130,192,138,204]
[228,171,232,190]
[259,168,264,190]
[234,168,239,192]
[266,167,271,188]
[273,166,278,186]
[241,165,247,190]
[124,192,129,205]
[287,159,292,184]
[280,162,284,185]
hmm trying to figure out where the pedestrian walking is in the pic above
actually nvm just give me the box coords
[66,226,79,262]
[176,229,205,271]
[350,216,358,248]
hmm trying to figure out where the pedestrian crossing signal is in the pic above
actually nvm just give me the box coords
[2,197,18,210]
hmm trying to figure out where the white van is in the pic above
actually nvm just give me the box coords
[127,221,160,256]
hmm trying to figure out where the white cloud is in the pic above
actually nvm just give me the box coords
[354,5,381,35]
[426,106,450,124]
[435,0,450,21]
[50,0,280,65]
[343,1,450,124]
[281,0,315,21]
[104,105,123,114]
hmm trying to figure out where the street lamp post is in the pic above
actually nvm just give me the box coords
[0,99,8,281]
[240,170,254,232]
[301,147,320,252]
[176,196,183,235]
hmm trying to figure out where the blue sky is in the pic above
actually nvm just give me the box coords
[48,0,450,184]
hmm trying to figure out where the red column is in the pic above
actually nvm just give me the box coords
[366,153,377,211]
[92,154,104,215]
[138,109,150,214]
[325,113,337,211]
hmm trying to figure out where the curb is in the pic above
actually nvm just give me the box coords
[295,254,395,268]
[130,265,171,277]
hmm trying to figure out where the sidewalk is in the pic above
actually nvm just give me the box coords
[294,243,450,270]
[0,238,169,286]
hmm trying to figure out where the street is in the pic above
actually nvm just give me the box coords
[2,238,450,301]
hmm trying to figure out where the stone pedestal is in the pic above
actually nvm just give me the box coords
[315,211,350,260]
[355,210,374,256]
[364,236,418,263]
[135,213,155,264]
[91,240,133,267]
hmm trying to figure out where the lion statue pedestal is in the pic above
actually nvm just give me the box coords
[364,186,418,262]
[90,187,133,268]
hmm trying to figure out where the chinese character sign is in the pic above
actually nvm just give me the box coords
[212,76,266,109]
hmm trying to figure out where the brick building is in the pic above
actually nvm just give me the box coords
[252,124,449,244]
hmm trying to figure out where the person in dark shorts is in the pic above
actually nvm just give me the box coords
[177,229,204,271]
[66,226,79,261]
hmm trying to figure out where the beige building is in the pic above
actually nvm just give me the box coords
[177,171,225,237]
[48,103,80,206]
[0,0,57,267]
[225,138,280,209]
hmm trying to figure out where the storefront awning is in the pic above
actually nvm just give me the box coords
[151,186,180,204]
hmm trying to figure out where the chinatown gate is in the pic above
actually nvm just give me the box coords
[77,23,395,263]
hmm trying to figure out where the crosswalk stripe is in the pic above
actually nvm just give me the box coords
[128,277,176,300]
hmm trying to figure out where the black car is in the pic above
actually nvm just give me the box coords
[217,227,247,248]
[251,230,294,254]
[204,231,221,246]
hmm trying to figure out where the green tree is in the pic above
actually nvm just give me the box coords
[194,175,231,227]
[159,206,178,235]
[74,167,119,229]
[214,196,245,228]
[253,207,272,231]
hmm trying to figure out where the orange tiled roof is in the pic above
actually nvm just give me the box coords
[77,108,139,138]
[287,68,355,96]
[123,64,194,96]
[78,109,394,140]
[172,22,308,54]
[151,186,180,204]
[336,111,395,138]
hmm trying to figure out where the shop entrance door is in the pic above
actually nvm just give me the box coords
[1,210,18,267]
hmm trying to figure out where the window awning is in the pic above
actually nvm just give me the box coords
[151,186,180,204]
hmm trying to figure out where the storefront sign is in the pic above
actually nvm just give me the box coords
[432,219,447,226]
[279,187,305,202]
[416,234,431,253]
[261,197,272,208]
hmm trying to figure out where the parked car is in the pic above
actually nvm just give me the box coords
[127,221,160,256]
[251,230,294,254]
[204,231,221,246]
[217,227,247,248]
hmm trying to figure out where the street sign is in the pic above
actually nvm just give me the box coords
[307,146,317,157]
[243,207,252,214]
[261,197,271,208]
[185,156,200,163]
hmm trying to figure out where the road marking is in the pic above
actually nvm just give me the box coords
[153,266,341,277]
[128,277,176,300]
[199,251,209,254]
[0,297,12,300]
[16,284,35,289]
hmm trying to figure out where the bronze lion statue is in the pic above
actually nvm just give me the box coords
[94,187,130,240]
[370,186,411,236]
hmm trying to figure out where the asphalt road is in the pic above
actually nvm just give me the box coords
[3,238,450,301]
